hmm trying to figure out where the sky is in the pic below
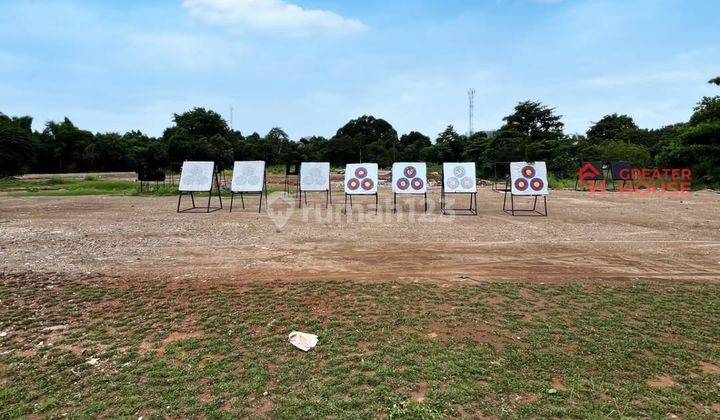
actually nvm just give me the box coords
[1,0,719,139]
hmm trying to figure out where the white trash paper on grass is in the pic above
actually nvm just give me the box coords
[288,331,318,352]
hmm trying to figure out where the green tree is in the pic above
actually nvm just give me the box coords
[398,131,431,161]
[264,127,294,165]
[298,136,329,162]
[586,114,639,143]
[332,115,398,166]
[0,113,35,176]
[162,108,232,168]
[487,101,564,162]
[39,118,94,172]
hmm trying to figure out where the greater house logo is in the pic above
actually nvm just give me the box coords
[578,165,692,196]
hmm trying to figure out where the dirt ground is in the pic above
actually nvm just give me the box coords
[1,185,719,285]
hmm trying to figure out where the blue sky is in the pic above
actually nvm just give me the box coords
[1,0,719,139]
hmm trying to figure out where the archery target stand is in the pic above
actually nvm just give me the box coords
[392,163,428,213]
[299,162,331,208]
[441,162,478,216]
[177,161,223,213]
[575,161,605,191]
[284,161,300,197]
[343,163,379,214]
[609,161,636,191]
[503,161,549,217]
[492,161,511,193]
[230,161,268,213]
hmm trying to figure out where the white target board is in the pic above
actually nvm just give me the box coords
[510,161,549,196]
[392,162,427,194]
[344,163,378,194]
[300,162,330,191]
[231,161,265,192]
[443,162,477,193]
[179,161,214,192]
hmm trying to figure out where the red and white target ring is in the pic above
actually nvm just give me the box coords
[396,178,410,190]
[411,177,424,190]
[521,165,536,178]
[515,178,529,191]
[403,166,417,178]
[347,178,360,190]
[355,167,368,179]
[361,178,374,190]
[530,178,544,191]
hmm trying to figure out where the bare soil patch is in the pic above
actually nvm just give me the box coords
[1,188,719,286]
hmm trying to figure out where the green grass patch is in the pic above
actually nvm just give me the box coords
[1,274,718,418]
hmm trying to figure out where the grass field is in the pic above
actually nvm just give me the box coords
[2,274,719,418]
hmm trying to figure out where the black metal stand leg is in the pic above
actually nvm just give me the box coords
[532,196,538,212]
[240,192,245,209]
[177,193,182,213]
[190,192,195,208]
[424,192,428,212]
[344,193,347,214]
[544,196,548,217]
[375,193,378,214]
[230,193,234,212]
[474,192,478,215]
[207,190,212,213]
[511,193,515,216]
[393,193,397,213]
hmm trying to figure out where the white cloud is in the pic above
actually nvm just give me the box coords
[181,0,366,36]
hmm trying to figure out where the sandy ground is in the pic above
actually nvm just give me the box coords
[1,187,719,284]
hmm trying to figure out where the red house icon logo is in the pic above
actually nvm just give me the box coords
[577,162,606,193]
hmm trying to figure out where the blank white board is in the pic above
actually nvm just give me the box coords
[344,163,378,194]
[300,162,330,191]
[179,161,214,192]
[510,161,549,196]
[392,162,427,194]
[443,162,477,193]
[231,161,265,192]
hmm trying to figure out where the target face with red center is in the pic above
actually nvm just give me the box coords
[344,163,378,194]
[530,178,544,191]
[510,162,549,196]
[361,178,374,190]
[231,161,265,192]
[411,178,424,190]
[522,166,536,178]
[442,162,477,193]
[393,162,427,193]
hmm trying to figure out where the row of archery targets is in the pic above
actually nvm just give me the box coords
[176,161,549,216]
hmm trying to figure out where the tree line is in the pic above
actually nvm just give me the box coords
[2,78,719,184]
